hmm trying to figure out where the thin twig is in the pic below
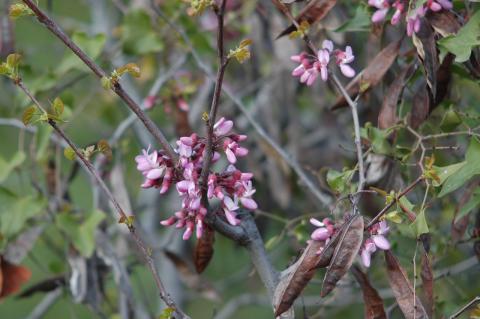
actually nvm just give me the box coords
[449,296,480,319]
[200,0,230,203]
[15,81,189,319]
[366,175,425,229]
[21,0,177,161]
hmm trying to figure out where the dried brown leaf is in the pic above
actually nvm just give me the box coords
[0,257,32,299]
[276,0,337,38]
[194,226,215,274]
[273,222,344,316]
[332,40,402,110]
[320,215,364,297]
[427,10,461,37]
[420,253,434,318]
[378,63,416,129]
[351,265,387,319]
[384,250,428,319]
[412,19,438,97]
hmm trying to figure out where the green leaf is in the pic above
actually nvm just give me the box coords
[0,151,27,183]
[385,211,403,224]
[362,123,393,155]
[439,138,480,197]
[63,147,76,161]
[326,168,355,194]
[409,209,429,238]
[55,210,105,257]
[0,195,46,242]
[121,9,164,55]
[455,191,480,223]
[115,63,141,78]
[159,307,175,319]
[57,32,106,74]
[440,108,462,132]
[334,5,371,33]
[437,10,480,62]
[22,106,36,126]
[35,125,53,161]
[52,97,64,117]
[6,53,21,68]
[432,161,466,187]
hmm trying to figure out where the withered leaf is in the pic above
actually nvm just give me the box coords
[427,10,461,37]
[420,253,434,318]
[320,214,364,297]
[351,265,387,319]
[0,257,32,299]
[194,226,215,274]
[164,250,220,301]
[412,19,438,97]
[273,223,343,316]
[276,0,337,38]
[332,40,402,110]
[384,250,428,319]
[410,84,431,129]
[378,63,416,129]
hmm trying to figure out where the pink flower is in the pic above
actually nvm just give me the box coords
[223,196,241,225]
[214,117,233,136]
[361,239,377,267]
[310,218,335,241]
[426,0,442,11]
[437,0,452,9]
[237,180,257,210]
[360,220,391,267]
[368,0,390,23]
[391,1,404,25]
[223,139,248,164]
[406,6,426,36]
[335,46,356,78]
[317,50,330,81]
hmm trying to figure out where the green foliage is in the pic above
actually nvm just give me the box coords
[326,168,356,194]
[57,32,106,74]
[121,10,164,55]
[55,210,105,257]
[227,39,252,64]
[439,138,480,197]
[361,123,393,155]
[9,4,34,19]
[334,5,371,33]
[409,208,429,238]
[438,10,480,62]
[0,151,26,183]
[0,192,46,250]
[455,190,480,222]
[0,53,22,80]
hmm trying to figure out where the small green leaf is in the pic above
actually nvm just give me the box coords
[22,106,36,126]
[159,307,175,319]
[455,192,480,223]
[64,147,76,161]
[6,53,21,68]
[52,97,64,116]
[437,10,480,62]
[326,168,356,194]
[56,210,105,257]
[97,139,112,159]
[440,108,462,132]
[334,5,371,33]
[0,151,26,183]
[432,162,466,187]
[101,76,112,89]
[118,215,135,228]
[409,209,429,238]
[385,211,403,224]
[439,138,480,197]
[9,4,33,19]
[116,63,141,78]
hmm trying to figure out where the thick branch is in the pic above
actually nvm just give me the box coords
[21,0,177,161]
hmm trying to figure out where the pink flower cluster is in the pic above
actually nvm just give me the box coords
[360,220,391,267]
[368,0,452,36]
[291,40,355,86]
[309,217,336,254]
[135,117,257,240]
